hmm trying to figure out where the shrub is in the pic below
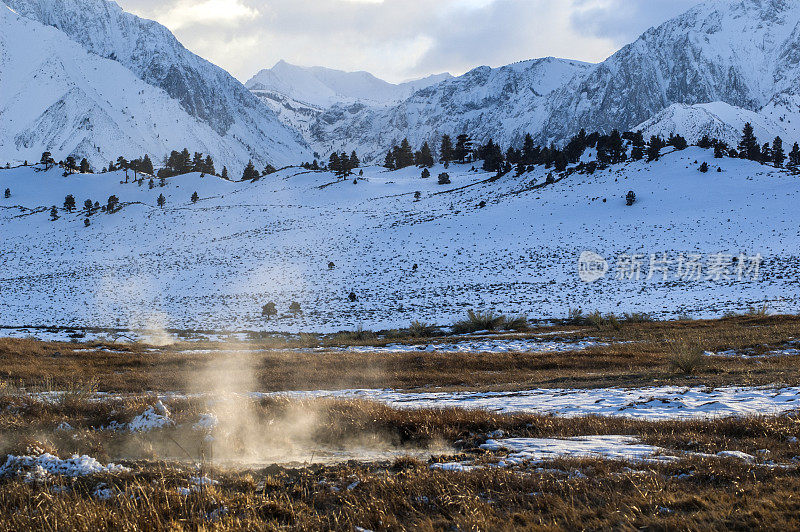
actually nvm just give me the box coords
[669,341,706,374]
[586,311,621,330]
[745,303,770,317]
[567,308,586,325]
[502,314,529,332]
[437,173,451,185]
[452,310,506,334]
[333,325,376,343]
[699,162,709,173]
[408,321,439,338]
[622,312,654,324]
[626,191,636,206]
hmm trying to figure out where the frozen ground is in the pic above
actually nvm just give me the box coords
[275,385,800,421]
[1,147,798,333]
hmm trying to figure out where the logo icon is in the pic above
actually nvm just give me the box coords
[578,251,609,283]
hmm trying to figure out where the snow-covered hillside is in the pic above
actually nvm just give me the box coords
[635,102,794,147]
[0,0,310,173]
[303,0,800,162]
[1,149,797,333]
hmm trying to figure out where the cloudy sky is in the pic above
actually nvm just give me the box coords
[117,0,699,83]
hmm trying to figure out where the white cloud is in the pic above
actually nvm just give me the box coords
[154,0,259,30]
[117,0,699,83]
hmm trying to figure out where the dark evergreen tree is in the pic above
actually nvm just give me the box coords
[772,136,785,167]
[179,148,191,174]
[40,152,55,170]
[79,158,91,173]
[157,193,166,209]
[84,199,93,213]
[738,123,759,160]
[65,156,77,173]
[438,173,451,185]
[789,142,800,167]
[440,134,454,164]
[4,188,10,199]
[522,133,537,164]
[221,166,229,180]
[421,168,431,179]
[384,150,395,170]
[191,192,199,203]
[106,195,119,213]
[192,152,204,173]
[647,136,665,162]
[630,131,646,161]
[49,205,59,221]
[761,142,772,163]
[608,130,626,162]
[148,178,155,189]
[393,139,415,169]
[350,151,360,169]
[480,139,503,172]
[668,133,688,151]
[204,155,215,175]
[141,154,154,175]
[714,140,728,159]
[329,152,340,174]
[63,195,76,212]
[698,135,713,149]
[262,164,277,175]
[699,162,709,173]
[454,134,473,163]
[418,142,434,167]
[242,160,259,181]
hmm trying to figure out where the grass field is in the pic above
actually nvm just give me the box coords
[1,315,799,529]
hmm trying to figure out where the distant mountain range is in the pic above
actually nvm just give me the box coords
[2,0,800,169]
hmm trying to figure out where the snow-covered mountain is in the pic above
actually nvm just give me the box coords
[307,58,592,161]
[247,61,451,108]
[303,0,800,161]
[246,61,451,155]
[0,0,310,173]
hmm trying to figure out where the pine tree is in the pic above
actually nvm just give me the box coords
[454,134,473,163]
[4,188,10,199]
[192,152,204,173]
[65,156,77,173]
[421,168,431,179]
[522,133,536,164]
[41,152,54,170]
[84,199,93,213]
[242,160,258,181]
[148,178,155,189]
[63,195,76,212]
[761,142,771,163]
[142,154,154,175]
[630,132,646,161]
[480,139,503,172]
[49,205,59,221]
[329,152,341,174]
[179,148,192,174]
[107,195,119,213]
[157,194,166,209]
[440,135,454,164]
[772,137,785,167]
[608,130,626,163]
[714,141,728,159]
[383,151,394,170]
[191,192,199,203]
[418,142,434,167]
[221,166,229,180]
[204,155,215,175]
[350,151,360,169]
[738,123,759,160]
[395,139,414,169]
[789,142,800,167]
[79,158,91,173]
[698,135,713,149]
[647,136,665,162]
[668,133,688,151]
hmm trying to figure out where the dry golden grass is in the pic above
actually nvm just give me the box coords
[1,315,800,393]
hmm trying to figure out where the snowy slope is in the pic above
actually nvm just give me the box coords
[1,148,798,333]
[635,102,796,147]
[2,0,310,172]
